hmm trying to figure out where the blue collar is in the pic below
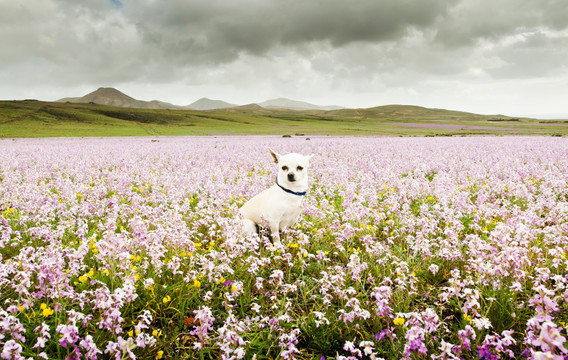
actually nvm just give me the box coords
[276,177,307,196]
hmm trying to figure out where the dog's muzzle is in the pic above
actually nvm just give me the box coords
[287,173,296,182]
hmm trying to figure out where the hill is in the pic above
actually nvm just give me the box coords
[58,87,180,109]
[187,98,236,110]
[57,88,345,111]
[329,104,493,120]
[259,98,343,111]
[2,99,566,138]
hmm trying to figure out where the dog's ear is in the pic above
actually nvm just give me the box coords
[306,154,314,165]
[268,148,280,163]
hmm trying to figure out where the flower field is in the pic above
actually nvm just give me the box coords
[1,136,567,360]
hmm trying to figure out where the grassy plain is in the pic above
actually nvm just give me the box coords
[1,100,567,137]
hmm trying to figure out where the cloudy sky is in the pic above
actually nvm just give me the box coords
[1,0,568,117]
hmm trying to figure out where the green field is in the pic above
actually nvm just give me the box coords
[1,100,567,137]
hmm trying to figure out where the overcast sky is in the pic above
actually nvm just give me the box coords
[1,0,568,117]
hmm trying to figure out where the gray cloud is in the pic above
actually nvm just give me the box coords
[122,0,454,64]
[1,0,568,115]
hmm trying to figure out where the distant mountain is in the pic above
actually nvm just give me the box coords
[187,98,236,110]
[327,104,499,120]
[56,88,350,111]
[258,98,344,111]
[57,87,179,109]
[218,103,278,114]
[58,96,81,103]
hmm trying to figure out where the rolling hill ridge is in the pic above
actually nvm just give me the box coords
[58,88,344,111]
[58,87,180,109]
[2,95,562,139]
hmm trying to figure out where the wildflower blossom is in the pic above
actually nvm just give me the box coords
[1,340,23,360]
[56,324,80,348]
[533,322,568,354]
[393,317,405,326]
[39,303,54,317]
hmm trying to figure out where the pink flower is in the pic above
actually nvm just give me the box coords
[533,322,568,354]
[533,351,565,360]
[403,326,427,357]
[429,264,439,275]
[458,325,476,351]
[56,324,79,348]
[1,340,23,360]
[190,306,215,344]
[432,340,459,360]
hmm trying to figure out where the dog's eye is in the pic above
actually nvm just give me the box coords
[297,166,303,171]
[282,166,288,171]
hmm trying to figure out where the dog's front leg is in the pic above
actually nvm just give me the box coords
[242,219,258,237]
[269,223,282,247]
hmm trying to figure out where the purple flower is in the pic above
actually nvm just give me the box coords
[79,335,102,360]
[56,324,79,348]
[458,325,476,351]
[532,322,568,354]
[1,340,23,360]
[477,345,497,360]
[403,326,427,356]
[190,306,215,344]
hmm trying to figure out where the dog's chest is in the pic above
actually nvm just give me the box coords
[277,195,303,226]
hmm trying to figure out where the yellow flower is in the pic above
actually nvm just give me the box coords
[156,350,164,359]
[78,275,88,283]
[152,329,162,337]
[42,306,54,317]
[393,317,405,326]
[193,279,201,288]
[127,330,133,337]
[463,313,472,322]
[17,305,24,312]
[162,295,171,304]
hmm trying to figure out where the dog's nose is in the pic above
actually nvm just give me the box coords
[287,173,296,182]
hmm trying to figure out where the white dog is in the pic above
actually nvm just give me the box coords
[240,148,313,246]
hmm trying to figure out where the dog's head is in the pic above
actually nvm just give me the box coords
[269,148,313,190]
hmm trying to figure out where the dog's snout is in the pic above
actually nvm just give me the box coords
[287,173,296,182]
